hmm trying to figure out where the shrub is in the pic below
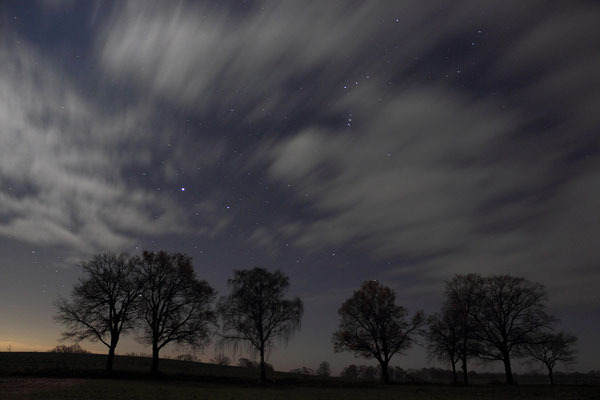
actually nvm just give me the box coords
[49,344,90,354]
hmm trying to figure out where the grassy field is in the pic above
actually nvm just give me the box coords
[0,377,598,400]
[0,352,284,380]
[1,353,599,399]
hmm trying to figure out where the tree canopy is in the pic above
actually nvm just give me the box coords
[317,361,331,377]
[218,267,303,382]
[443,273,484,384]
[525,331,577,384]
[136,250,216,376]
[471,275,554,384]
[333,280,424,383]
[54,252,140,372]
[425,310,461,384]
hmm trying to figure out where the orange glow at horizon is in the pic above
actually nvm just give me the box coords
[0,339,51,352]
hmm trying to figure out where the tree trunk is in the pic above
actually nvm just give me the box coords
[547,366,554,385]
[462,356,469,385]
[380,360,390,384]
[151,342,160,377]
[259,345,267,383]
[451,361,457,385]
[106,333,119,373]
[106,345,116,373]
[503,354,514,385]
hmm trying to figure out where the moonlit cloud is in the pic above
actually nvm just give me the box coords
[0,34,228,255]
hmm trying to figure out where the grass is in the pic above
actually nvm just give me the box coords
[0,352,282,380]
[11,378,600,400]
[1,353,599,399]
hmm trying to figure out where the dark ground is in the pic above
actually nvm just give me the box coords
[0,353,598,399]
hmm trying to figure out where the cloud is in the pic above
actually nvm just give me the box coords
[0,34,228,255]
[4,0,600,306]
[247,227,281,258]
[38,0,76,10]
[98,1,376,111]
[243,2,600,305]
[99,1,530,118]
[258,86,524,256]
[493,4,600,133]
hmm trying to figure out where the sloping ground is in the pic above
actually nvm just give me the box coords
[0,352,289,381]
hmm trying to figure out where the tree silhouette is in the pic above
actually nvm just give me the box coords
[316,361,331,377]
[54,252,140,372]
[358,364,380,380]
[444,273,484,384]
[218,267,303,382]
[340,364,359,380]
[472,275,554,384]
[176,353,196,362]
[49,343,91,354]
[210,352,231,366]
[525,331,577,384]
[425,311,460,384]
[136,251,216,376]
[237,357,273,371]
[333,280,425,384]
[290,366,314,375]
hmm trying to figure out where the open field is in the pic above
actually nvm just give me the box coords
[1,377,600,400]
[0,352,276,380]
[1,353,599,399]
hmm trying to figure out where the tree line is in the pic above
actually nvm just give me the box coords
[55,251,576,384]
[333,277,576,384]
[55,251,302,380]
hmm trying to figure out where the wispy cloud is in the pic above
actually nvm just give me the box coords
[0,34,228,255]
[2,0,599,300]
[239,1,600,305]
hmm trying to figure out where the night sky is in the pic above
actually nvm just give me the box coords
[1,1,599,374]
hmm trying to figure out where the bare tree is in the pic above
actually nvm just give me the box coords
[525,331,577,384]
[472,275,554,384]
[358,364,380,380]
[176,353,196,362]
[49,343,91,354]
[425,311,460,384]
[333,280,425,384]
[210,352,231,366]
[136,250,216,376]
[341,364,358,380]
[290,366,314,375]
[54,252,140,372]
[218,267,303,382]
[238,357,273,371]
[316,361,331,377]
[238,358,254,368]
[444,273,484,384]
